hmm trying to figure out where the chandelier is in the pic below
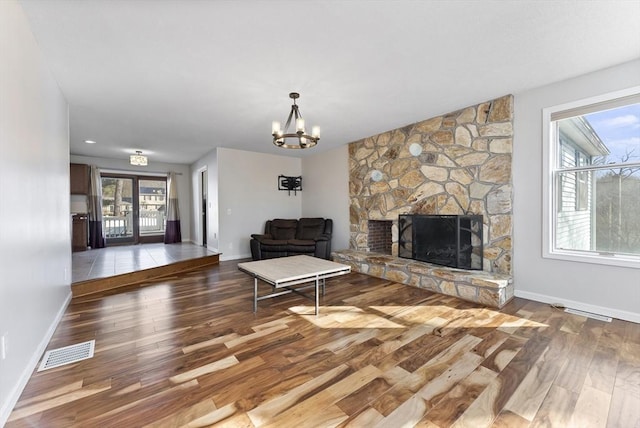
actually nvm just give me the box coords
[272,92,320,149]
[130,150,148,166]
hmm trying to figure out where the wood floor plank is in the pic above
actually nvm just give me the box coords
[606,342,640,428]
[374,395,428,428]
[585,345,618,393]
[418,351,484,406]
[503,331,575,421]
[481,335,527,373]
[142,398,217,428]
[491,409,530,428]
[570,385,611,428]
[176,402,238,427]
[450,376,503,428]
[489,335,551,417]
[169,355,240,384]
[423,365,496,427]
[8,379,112,422]
[247,364,351,425]
[6,259,638,427]
[529,384,578,428]
[368,334,482,419]
[256,365,382,428]
[339,406,384,427]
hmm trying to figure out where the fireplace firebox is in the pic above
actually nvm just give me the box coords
[398,214,483,270]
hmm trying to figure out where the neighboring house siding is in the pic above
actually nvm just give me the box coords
[556,138,592,250]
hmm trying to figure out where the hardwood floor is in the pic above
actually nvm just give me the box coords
[7,259,640,427]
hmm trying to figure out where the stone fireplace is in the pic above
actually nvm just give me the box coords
[334,95,514,308]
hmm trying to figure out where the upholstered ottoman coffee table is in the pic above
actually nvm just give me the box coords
[238,255,350,315]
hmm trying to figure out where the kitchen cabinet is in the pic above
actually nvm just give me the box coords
[70,163,89,194]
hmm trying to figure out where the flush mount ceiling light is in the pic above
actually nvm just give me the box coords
[272,92,320,149]
[130,150,148,166]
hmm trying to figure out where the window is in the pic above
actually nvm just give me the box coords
[543,87,640,268]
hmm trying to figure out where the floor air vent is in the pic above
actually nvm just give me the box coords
[38,340,95,372]
[564,308,612,322]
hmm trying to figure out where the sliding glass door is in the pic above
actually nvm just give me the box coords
[138,178,167,242]
[101,174,167,245]
[102,176,135,244]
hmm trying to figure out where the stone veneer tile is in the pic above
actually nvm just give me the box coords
[457,284,479,301]
[408,263,432,275]
[369,265,385,278]
[471,277,510,289]
[478,288,501,307]
[386,269,410,283]
[432,269,471,281]
[421,276,440,292]
[408,274,421,287]
[440,281,457,297]
[505,284,515,301]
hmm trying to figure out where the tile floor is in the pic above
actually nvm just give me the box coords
[71,243,216,283]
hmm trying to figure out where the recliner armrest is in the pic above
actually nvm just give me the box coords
[314,234,331,242]
[251,234,272,242]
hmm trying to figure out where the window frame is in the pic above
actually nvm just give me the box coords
[542,86,640,269]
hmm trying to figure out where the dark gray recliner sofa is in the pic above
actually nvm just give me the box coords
[250,218,333,260]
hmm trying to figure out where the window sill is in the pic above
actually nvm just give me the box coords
[543,249,640,269]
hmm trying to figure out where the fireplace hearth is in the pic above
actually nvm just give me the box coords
[398,214,483,270]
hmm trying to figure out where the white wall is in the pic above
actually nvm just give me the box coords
[513,59,640,323]
[191,149,219,250]
[70,155,192,242]
[0,0,71,423]
[216,148,301,260]
[302,145,350,252]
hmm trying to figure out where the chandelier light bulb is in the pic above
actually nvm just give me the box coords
[312,126,321,138]
[272,121,281,135]
[296,118,305,133]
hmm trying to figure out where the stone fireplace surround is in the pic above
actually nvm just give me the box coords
[332,95,514,308]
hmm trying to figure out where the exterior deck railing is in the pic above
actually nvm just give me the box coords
[103,210,165,238]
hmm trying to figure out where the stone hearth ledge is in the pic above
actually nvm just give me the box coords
[332,249,513,308]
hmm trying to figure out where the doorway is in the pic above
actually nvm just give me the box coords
[101,174,167,245]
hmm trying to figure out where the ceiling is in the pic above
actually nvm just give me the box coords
[19,0,640,165]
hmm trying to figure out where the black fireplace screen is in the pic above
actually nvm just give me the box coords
[398,214,483,270]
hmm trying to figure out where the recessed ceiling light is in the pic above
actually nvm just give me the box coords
[84,140,96,144]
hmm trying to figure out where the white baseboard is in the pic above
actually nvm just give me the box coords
[514,290,640,324]
[219,252,251,261]
[0,291,72,426]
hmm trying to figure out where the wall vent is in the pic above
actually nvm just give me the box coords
[564,308,612,322]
